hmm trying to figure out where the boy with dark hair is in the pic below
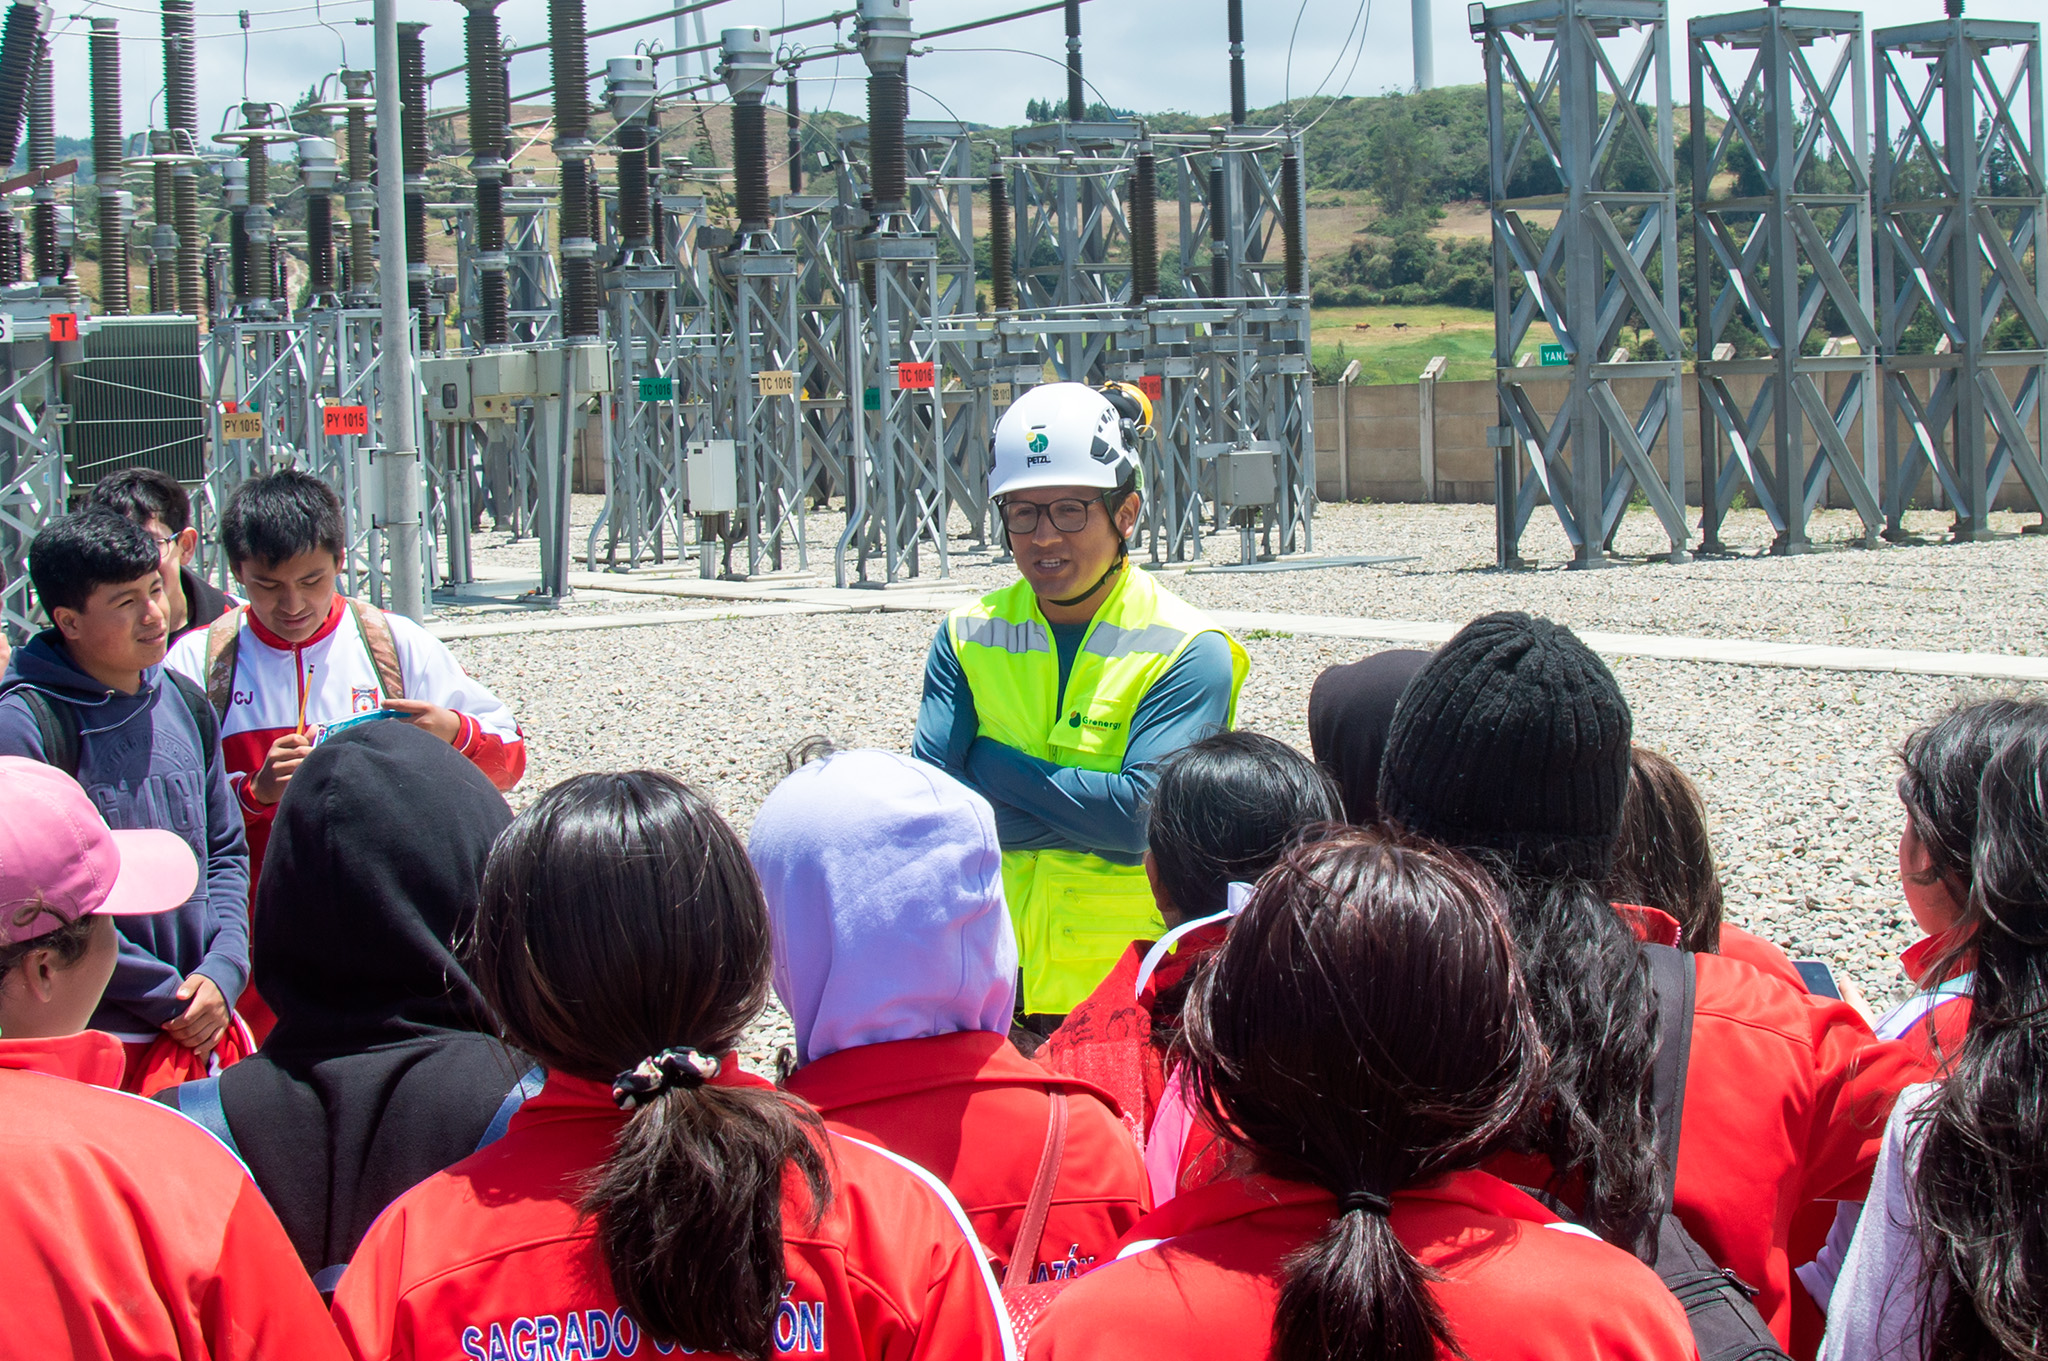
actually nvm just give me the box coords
[167,468,525,881]
[87,466,236,642]
[0,510,253,1093]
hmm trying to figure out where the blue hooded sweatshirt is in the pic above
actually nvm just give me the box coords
[0,631,251,1035]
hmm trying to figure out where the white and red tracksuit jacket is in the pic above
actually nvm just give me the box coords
[166,595,526,876]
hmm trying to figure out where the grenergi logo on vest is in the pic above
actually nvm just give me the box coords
[459,1292,827,1359]
[1068,711,1123,731]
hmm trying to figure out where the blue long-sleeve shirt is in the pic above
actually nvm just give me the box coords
[0,633,251,1036]
[911,621,1236,865]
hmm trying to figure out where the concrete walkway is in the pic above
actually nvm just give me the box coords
[427,572,2048,684]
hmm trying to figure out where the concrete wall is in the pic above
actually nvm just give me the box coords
[1313,368,2042,511]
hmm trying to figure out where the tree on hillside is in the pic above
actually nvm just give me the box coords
[1368,99,1435,213]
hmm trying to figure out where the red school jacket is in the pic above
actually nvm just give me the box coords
[1035,920,1230,1147]
[1887,933,1974,1070]
[1489,906,1934,1349]
[0,1030,350,1361]
[1026,1170,1699,1361]
[784,1030,1148,1280]
[332,1065,1014,1361]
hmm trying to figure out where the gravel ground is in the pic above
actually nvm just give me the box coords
[454,494,2048,653]
[445,524,2048,1075]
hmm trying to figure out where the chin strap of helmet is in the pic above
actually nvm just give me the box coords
[1045,547,1127,609]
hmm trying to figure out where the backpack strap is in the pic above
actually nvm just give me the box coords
[162,669,220,773]
[13,686,79,777]
[169,1076,245,1163]
[476,1066,547,1153]
[1003,1090,1071,1292]
[346,597,405,702]
[204,608,244,718]
[1643,942,1698,1221]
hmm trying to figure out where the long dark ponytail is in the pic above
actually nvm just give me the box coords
[469,772,832,1359]
[1180,827,1545,1361]
[1911,719,2048,1361]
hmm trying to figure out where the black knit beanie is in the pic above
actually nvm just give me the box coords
[1376,612,1633,878]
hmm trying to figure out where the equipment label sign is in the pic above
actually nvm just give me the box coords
[221,411,263,441]
[48,313,77,342]
[896,361,936,390]
[637,375,674,402]
[323,404,370,437]
[755,369,796,397]
[1540,343,1568,366]
[863,387,881,410]
[991,382,1013,406]
[1137,375,1163,402]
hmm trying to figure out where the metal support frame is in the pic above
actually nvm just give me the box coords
[1481,0,1690,569]
[199,311,438,601]
[840,231,949,584]
[0,358,63,643]
[1874,11,2047,540]
[779,192,851,508]
[712,247,808,576]
[1691,4,1880,554]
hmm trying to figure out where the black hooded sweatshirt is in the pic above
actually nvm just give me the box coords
[161,719,530,1278]
[1306,648,1431,826]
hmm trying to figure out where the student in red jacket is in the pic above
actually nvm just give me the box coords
[751,746,1146,1284]
[1375,613,1932,1349]
[1028,827,1698,1361]
[1610,744,1808,987]
[1875,699,2043,1060]
[333,770,1013,1361]
[0,756,348,1361]
[1821,719,2048,1361]
[1035,731,1341,1201]
[1795,698,2047,1328]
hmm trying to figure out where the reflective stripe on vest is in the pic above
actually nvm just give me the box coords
[948,564,1248,1014]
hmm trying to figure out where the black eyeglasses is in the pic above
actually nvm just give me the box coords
[997,494,1107,536]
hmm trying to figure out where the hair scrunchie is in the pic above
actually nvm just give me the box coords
[612,1046,722,1110]
[1338,1189,1393,1217]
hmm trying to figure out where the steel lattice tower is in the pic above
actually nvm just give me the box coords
[1873,4,2046,539]
[1690,3,1880,554]
[1477,0,1691,568]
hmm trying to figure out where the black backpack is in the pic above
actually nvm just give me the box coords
[8,669,220,779]
[1576,945,1793,1361]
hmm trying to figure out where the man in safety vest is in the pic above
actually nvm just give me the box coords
[912,381,1248,1030]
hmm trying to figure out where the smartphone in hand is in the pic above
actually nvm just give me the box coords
[1793,958,1843,999]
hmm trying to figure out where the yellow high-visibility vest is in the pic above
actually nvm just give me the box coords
[948,562,1249,1014]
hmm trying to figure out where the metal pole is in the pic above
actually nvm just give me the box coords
[1227,0,1246,125]
[375,0,425,620]
[1412,0,1433,90]
[1064,0,1083,120]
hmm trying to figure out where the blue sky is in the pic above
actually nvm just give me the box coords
[39,0,2048,160]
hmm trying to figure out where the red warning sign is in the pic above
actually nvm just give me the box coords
[323,404,370,437]
[1137,374,1163,403]
[48,313,78,342]
[896,361,936,390]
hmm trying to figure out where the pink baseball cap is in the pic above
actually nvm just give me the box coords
[0,755,199,947]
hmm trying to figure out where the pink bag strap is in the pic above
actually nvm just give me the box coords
[1003,1090,1071,1292]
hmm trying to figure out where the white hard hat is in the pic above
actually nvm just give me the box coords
[988,382,1140,498]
